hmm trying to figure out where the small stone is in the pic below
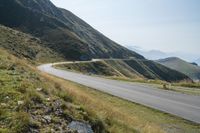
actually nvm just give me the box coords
[30,128,40,133]
[44,107,52,114]
[55,109,63,116]
[82,112,87,115]
[5,96,9,99]
[41,118,47,124]
[43,115,51,123]
[17,101,24,105]
[68,121,93,133]
[50,129,55,132]
[46,97,51,101]
[36,88,43,91]
[1,103,7,106]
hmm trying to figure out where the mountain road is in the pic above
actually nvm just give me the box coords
[38,61,200,124]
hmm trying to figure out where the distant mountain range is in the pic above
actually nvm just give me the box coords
[0,0,143,60]
[128,46,200,81]
[157,57,200,81]
[127,45,200,63]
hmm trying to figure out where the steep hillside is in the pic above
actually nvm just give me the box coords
[0,0,144,60]
[108,59,190,82]
[57,59,190,82]
[158,57,200,81]
[0,25,63,63]
[59,61,124,77]
[0,49,106,132]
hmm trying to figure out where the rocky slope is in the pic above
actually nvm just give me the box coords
[0,24,105,132]
[0,48,105,133]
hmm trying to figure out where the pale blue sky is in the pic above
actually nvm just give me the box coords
[51,0,200,57]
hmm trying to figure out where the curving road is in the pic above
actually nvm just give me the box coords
[38,62,200,124]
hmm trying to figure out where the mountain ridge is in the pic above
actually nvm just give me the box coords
[0,0,144,60]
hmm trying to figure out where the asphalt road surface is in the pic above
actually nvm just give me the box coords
[38,63,200,124]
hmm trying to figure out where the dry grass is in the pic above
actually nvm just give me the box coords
[173,81,200,89]
[0,49,107,132]
[110,77,200,95]
[40,72,200,133]
[1,45,199,132]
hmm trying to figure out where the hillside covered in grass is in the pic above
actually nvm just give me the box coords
[1,49,200,133]
[57,59,191,82]
[158,57,200,81]
[0,25,64,63]
[0,49,107,133]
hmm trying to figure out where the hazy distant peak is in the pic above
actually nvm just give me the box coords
[158,57,182,62]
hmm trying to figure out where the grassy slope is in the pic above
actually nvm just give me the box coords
[0,36,199,132]
[0,49,106,133]
[46,74,200,133]
[57,59,190,82]
[1,43,199,133]
[123,59,190,82]
[158,57,200,81]
[104,60,143,79]
[0,25,64,63]
[59,61,123,77]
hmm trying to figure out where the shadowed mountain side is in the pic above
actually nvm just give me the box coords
[0,0,144,60]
